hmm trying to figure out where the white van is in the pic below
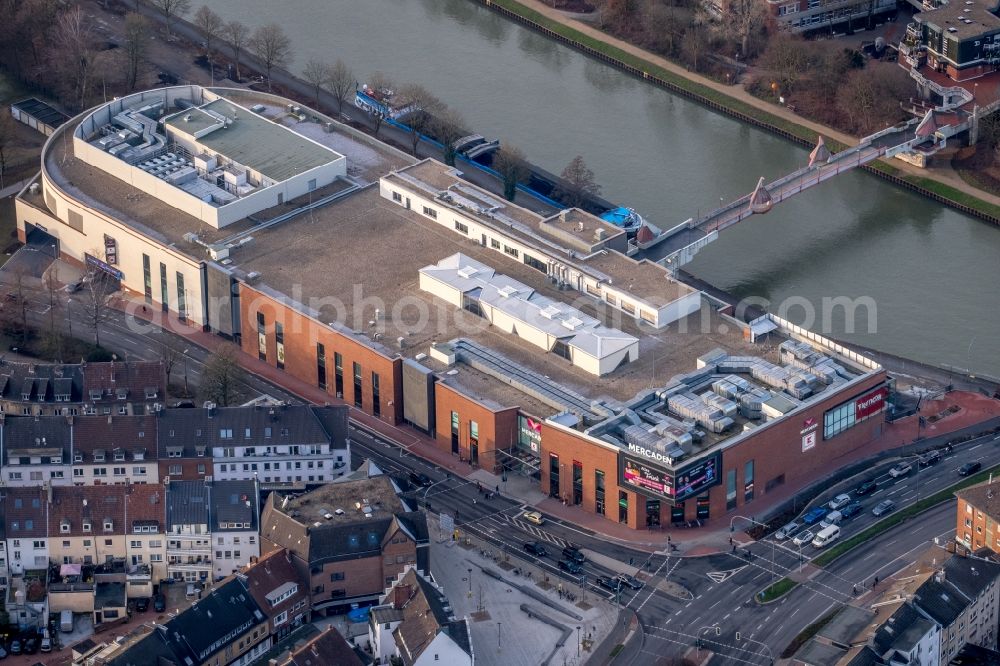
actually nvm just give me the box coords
[60,609,73,633]
[812,525,841,548]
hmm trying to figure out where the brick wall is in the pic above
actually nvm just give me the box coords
[541,372,888,529]
[433,382,518,472]
[958,497,1000,553]
[239,284,402,424]
[158,458,211,481]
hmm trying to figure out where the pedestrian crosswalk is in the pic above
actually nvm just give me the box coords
[492,513,573,549]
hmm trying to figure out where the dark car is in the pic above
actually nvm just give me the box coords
[597,575,622,592]
[9,640,21,656]
[562,546,586,564]
[23,638,38,654]
[523,541,548,557]
[855,480,878,496]
[959,462,982,476]
[802,507,828,525]
[408,472,432,487]
[840,501,864,519]
[919,451,941,467]
[153,593,166,612]
[135,596,150,612]
[873,500,896,517]
[558,560,583,575]
[617,574,644,590]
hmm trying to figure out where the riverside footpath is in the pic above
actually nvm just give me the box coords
[480,0,1000,215]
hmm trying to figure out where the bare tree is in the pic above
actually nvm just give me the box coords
[200,343,245,407]
[224,20,250,82]
[193,6,223,57]
[759,33,812,93]
[559,155,601,208]
[51,6,98,111]
[365,71,394,138]
[122,13,151,91]
[326,59,354,114]
[395,84,444,155]
[724,0,768,57]
[6,264,31,349]
[250,23,293,91]
[159,341,184,390]
[42,270,63,361]
[151,0,192,38]
[78,263,116,350]
[302,59,331,107]
[431,107,467,167]
[493,146,529,202]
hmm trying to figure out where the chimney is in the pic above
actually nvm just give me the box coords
[393,583,412,610]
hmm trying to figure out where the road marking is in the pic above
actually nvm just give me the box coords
[708,598,723,610]
[707,566,748,583]
[971,444,983,451]
[674,609,683,616]
[695,594,702,600]
[887,488,901,496]
[722,613,731,621]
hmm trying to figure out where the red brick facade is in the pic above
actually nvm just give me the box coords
[158,458,212,481]
[239,285,402,424]
[957,497,999,553]
[432,382,518,472]
[541,372,888,528]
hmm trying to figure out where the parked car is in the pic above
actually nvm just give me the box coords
[39,635,51,653]
[840,501,864,519]
[523,542,548,557]
[889,461,912,478]
[0,644,7,658]
[774,521,801,541]
[617,574,644,591]
[23,637,38,654]
[153,593,166,612]
[597,576,622,592]
[820,510,843,529]
[186,583,198,600]
[855,480,878,496]
[558,560,583,575]
[919,451,941,467]
[803,507,828,525]
[873,500,896,517]
[522,511,544,526]
[959,462,982,477]
[792,530,815,547]
[9,640,21,656]
[408,471,432,487]
[135,597,150,612]
[562,546,586,564]
[827,494,852,511]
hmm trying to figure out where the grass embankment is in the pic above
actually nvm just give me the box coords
[758,577,798,603]
[483,0,1000,222]
[780,609,839,659]
[813,463,1000,567]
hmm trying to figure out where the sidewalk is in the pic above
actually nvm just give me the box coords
[512,0,1000,210]
[112,294,1000,557]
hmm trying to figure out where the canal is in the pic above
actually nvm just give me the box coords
[205,0,1000,378]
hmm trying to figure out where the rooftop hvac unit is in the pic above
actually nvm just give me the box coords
[324,122,335,133]
[246,271,262,284]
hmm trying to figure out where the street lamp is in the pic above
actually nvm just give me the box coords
[730,515,777,584]
[421,477,448,510]
[576,626,581,657]
[467,568,472,595]
[497,622,501,650]
[182,348,190,396]
[66,299,73,339]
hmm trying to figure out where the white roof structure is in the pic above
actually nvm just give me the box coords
[420,254,638,376]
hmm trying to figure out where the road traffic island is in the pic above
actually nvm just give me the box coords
[756,577,798,604]
[655,579,693,601]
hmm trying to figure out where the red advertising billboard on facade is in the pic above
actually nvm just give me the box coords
[855,387,888,419]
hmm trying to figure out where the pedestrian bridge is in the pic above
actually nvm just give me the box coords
[637,107,971,270]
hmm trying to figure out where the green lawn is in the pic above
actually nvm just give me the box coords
[757,577,798,603]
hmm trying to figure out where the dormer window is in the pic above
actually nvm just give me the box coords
[134,450,145,462]
[60,520,71,533]
[144,387,158,399]
[116,388,128,400]
[195,446,206,458]
[103,519,113,532]
[49,455,62,464]
[167,447,182,458]
[89,389,103,401]
[93,450,106,462]
[74,453,83,463]
[114,450,126,462]
[82,521,92,532]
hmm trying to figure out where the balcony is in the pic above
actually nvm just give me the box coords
[126,564,152,582]
[166,546,211,557]
[166,561,212,572]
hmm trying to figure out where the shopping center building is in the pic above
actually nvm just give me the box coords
[16,86,889,530]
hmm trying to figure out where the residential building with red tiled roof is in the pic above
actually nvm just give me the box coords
[71,415,158,485]
[278,626,366,666]
[243,548,310,640]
